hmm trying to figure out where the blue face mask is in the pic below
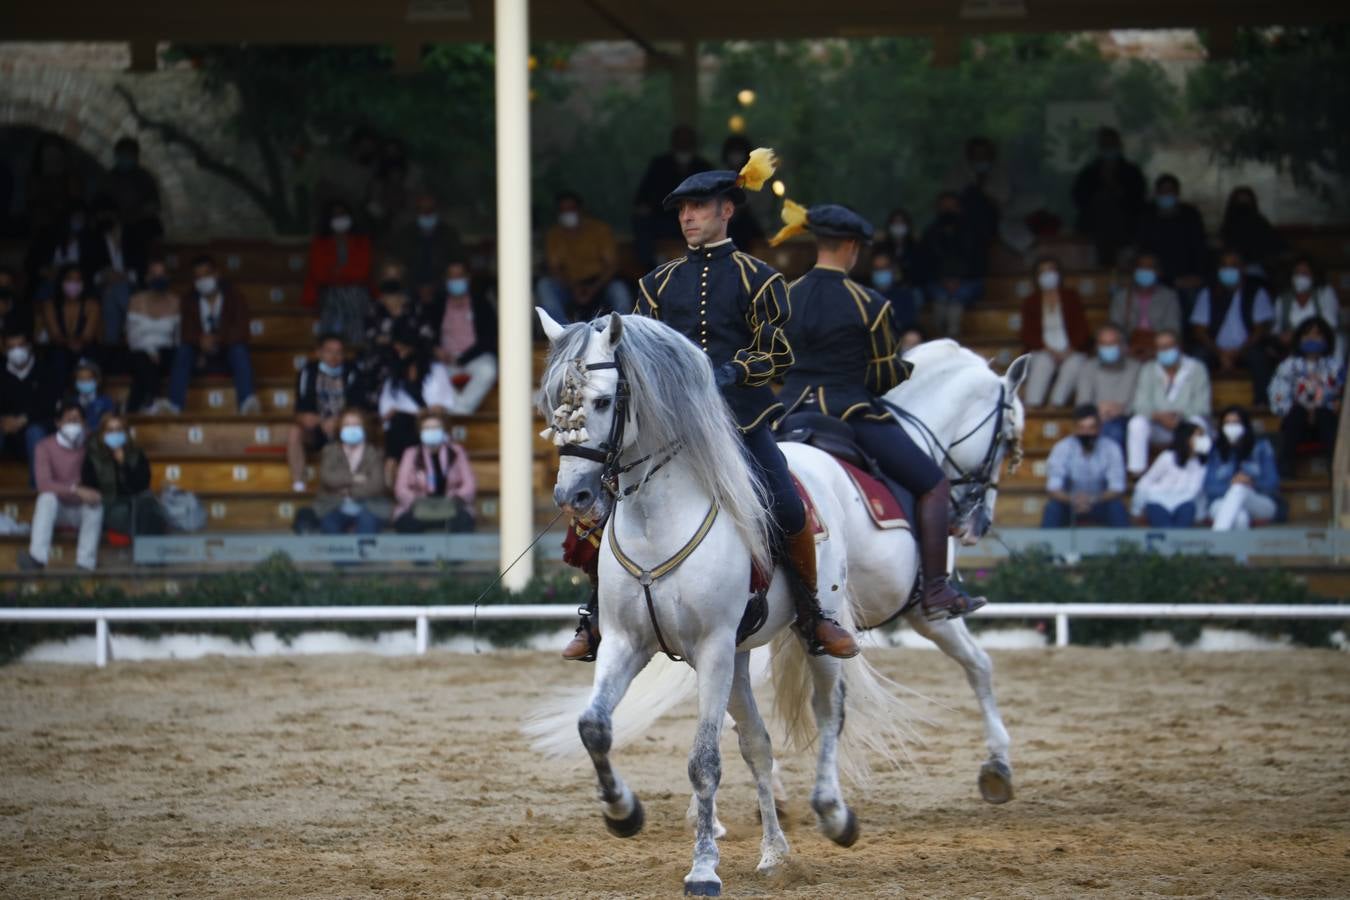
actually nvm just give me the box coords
[1299,339,1328,356]
[1217,267,1241,288]
[103,431,127,450]
[318,361,343,377]
[1133,268,1157,289]
[75,379,97,395]
[340,425,365,445]
[1157,347,1180,367]
[446,278,469,296]
[1097,344,1121,364]
[872,269,895,290]
[420,427,446,447]
[1156,194,1178,211]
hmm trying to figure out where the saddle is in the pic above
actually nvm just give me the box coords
[776,412,916,530]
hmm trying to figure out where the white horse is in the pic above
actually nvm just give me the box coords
[532,310,918,896]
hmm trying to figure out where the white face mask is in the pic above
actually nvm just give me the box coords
[330,215,353,234]
[195,276,218,296]
[59,422,84,444]
[558,211,580,229]
[1192,434,1212,456]
[1037,270,1060,291]
[7,345,31,368]
[889,223,908,239]
[1292,274,1314,294]
[1222,423,1245,444]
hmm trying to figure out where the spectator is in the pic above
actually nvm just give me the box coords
[0,330,60,465]
[432,260,498,414]
[872,209,923,286]
[302,200,374,347]
[632,124,713,267]
[898,326,925,355]
[538,191,633,323]
[1131,420,1210,527]
[363,139,415,241]
[1126,329,1212,474]
[125,257,181,413]
[287,333,366,493]
[919,191,986,338]
[41,264,100,380]
[169,255,260,415]
[1041,403,1129,527]
[1219,187,1285,282]
[19,402,102,572]
[81,412,166,539]
[868,248,920,333]
[392,410,476,534]
[377,321,436,484]
[389,193,465,305]
[1268,317,1342,477]
[95,137,163,251]
[1071,127,1147,267]
[720,135,766,249]
[1108,252,1183,359]
[944,136,1004,254]
[0,265,32,336]
[1020,257,1091,408]
[82,198,147,364]
[71,359,114,432]
[1273,257,1341,358]
[1135,174,1210,302]
[1205,405,1281,531]
[1189,248,1276,403]
[314,408,392,535]
[1074,323,1141,448]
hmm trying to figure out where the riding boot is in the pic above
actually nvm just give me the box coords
[561,572,600,661]
[916,481,987,622]
[782,524,859,659]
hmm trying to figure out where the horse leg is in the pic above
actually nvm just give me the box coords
[683,638,736,897]
[726,650,790,875]
[806,653,860,847]
[903,608,1014,804]
[578,640,650,837]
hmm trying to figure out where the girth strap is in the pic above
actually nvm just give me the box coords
[607,500,719,662]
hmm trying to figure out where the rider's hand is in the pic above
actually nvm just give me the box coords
[714,363,741,390]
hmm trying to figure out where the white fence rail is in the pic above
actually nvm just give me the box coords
[1,603,1345,667]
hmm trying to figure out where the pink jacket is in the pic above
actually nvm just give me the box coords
[34,434,87,503]
[393,442,475,519]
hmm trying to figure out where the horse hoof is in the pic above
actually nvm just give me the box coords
[604,797,645,838]
[978,760,1014,805]
[684,880,721,896]
[831,808,860,848]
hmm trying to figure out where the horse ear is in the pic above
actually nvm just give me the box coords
[604,312,624,348]
[536,307,566,343]
[1004,353,1032,394]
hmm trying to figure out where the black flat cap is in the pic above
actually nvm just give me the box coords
[805,204,874,242]
[662,170,746,210]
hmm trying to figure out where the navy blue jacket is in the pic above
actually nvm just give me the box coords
[779,267,909,422]
[635,239,793,432]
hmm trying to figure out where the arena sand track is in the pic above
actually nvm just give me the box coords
[1,648,1348,898]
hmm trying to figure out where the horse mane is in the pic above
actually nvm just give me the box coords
[538,316,772,574]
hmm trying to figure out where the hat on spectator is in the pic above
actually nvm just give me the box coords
[662,148,778,210]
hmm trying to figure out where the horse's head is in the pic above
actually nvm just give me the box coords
[537,308,632,523]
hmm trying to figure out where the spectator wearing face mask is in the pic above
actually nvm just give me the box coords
[388,193,465,306]
[1205,405,1281,531]
[1108,252,1182,359]
[872,209,924,289]
[19,402,103,572]
[81,412,166,539]
[312,408,391,535]
[1274,257,1341,359]
[632,124,713,267]
[537,190,633,323]
[1020,257,1090,408]
[868,248,920,333]
[41,264,101,381]
[1219,187,1286,283]
[1071,127,1147,268]
[1131,420,1210,527]
[168,255,260,415]
[287,333,366,493]
[71,359,114,432]
[392,410,476,534]
[377,320,436,485]
[1074,323,1141,449]
[1135,174,1210,304]
[1041,403,1129,528]
[919,191,987,338]
[0,330,61,466]
[1268,317,1342,477]
[1189,249,1276,403]
[1126,329,1212,475]
[429,260,498,415]
[125,257,182,414]
[302,200,374,348]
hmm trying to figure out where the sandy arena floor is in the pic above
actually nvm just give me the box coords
[1,647,1348,898]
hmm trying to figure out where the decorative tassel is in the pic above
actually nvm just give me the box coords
[576,427,589,443]
[539,427,554,441]
[553,432,566,446]
[736,147,778,192]
[769,198,809,247]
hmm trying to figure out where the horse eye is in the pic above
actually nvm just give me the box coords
[592,397,612,411]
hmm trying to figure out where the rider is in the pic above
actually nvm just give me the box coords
[560,150,860,662]
[772,201,986,621]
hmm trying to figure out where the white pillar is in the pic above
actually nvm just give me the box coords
[495,0,534,591]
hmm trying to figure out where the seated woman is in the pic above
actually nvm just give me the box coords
[313,408,391,535]
[392,410,475,534]
[1131,421,1210,527]
[81,413,167,539]
[429,260,498,415]
[1019,256,1091,407]
[1204,405,1281,532]
[42,264,101,380]
[125,257,182,414]
[1268,316,1342,477]
[301,200,373,348]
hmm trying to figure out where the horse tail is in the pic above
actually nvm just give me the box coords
[522,655,698,761]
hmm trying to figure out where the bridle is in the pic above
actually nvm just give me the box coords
[882,384,1020,526]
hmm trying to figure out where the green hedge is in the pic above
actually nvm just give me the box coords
[967,545,1345,648]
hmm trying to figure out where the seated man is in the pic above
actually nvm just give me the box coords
[287,333,365,493]
[1,330,62,466]
[537,190,633,322]
[1073,323,1141,448]
[1041,404,1129,528]
[19,401,103,571]
[1125,329,1212,475]
[72,359,115,432]
[1189,248,1275,404]
[168,254,260,414]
